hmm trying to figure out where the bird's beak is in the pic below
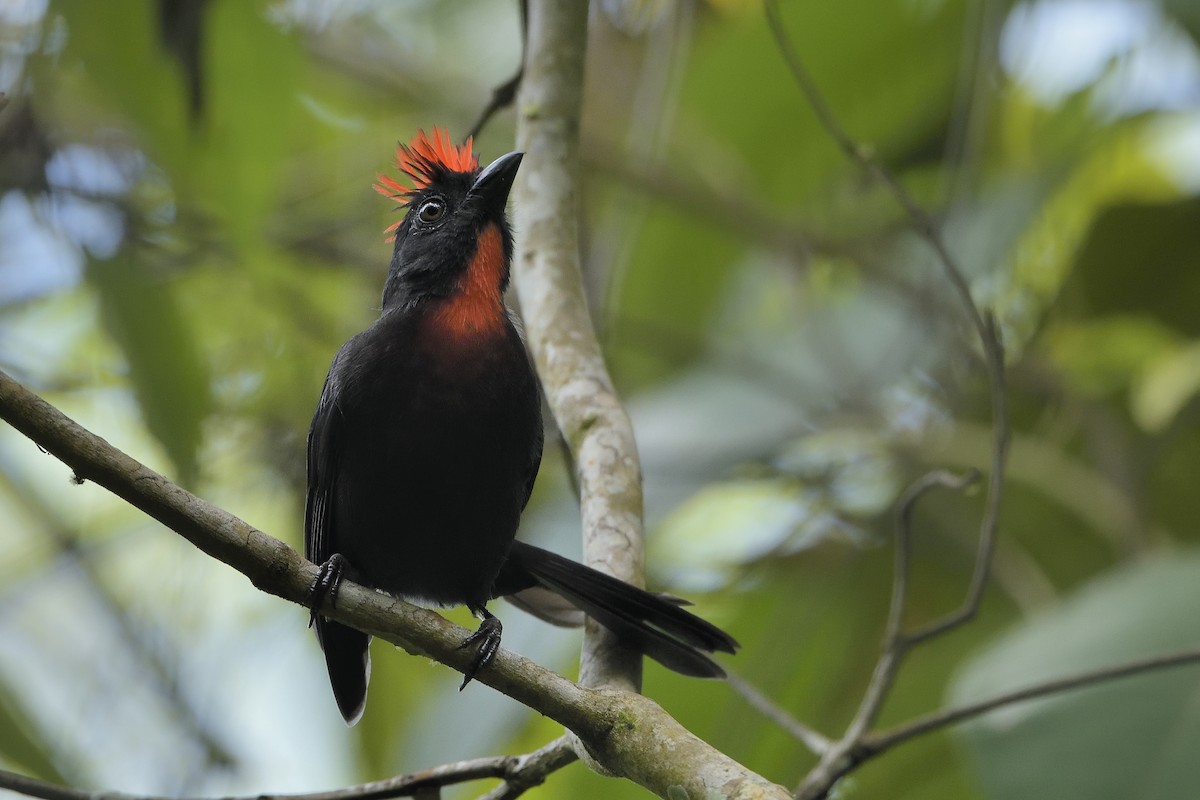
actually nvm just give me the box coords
[469,151,523,213]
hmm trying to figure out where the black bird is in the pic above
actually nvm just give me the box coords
[305,128,738,724]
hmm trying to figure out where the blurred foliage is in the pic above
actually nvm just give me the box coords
[953,553,1200,800]
[1,0,1199,798]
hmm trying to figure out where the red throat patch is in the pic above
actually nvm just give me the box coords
[429,224,507,340]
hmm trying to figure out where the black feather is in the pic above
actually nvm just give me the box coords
[496,542,738,678]
[304,137,738,723]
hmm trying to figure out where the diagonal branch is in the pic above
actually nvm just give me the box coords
[724,671,832,757]
[0,369,587,728]
[0,370,787,800]
[863,646,1200,756]
[806,645,1200,790]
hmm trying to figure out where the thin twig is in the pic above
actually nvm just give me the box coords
[0,771,78,800]
[761,3,1010,797]
[476,736,578,800]
[890,471,981,643]
[0,738,578,800]
[465,0,527,140]
[724,671,832,757]
[845,470,981,742]
[815,645,1200,788]
[795,470,980,797]
[466,69,523,141]
[936,0,1001,210]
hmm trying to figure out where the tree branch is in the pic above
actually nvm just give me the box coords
[0,737,579,800]
[0,369,586,724]
[0,371,785,800]
[846,470,982,741]
[511,0,646,693]
[761,3,1011,797]
[795,470,980,796]
[724,671,831,757]
[473,736,575,800]
[765,1,1010,644]
[863,646,1200,756]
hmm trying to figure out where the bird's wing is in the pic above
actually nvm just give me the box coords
[304,351,372,726]
[521,412,544,511]
[513,329,544,513]
[305,363,344,566]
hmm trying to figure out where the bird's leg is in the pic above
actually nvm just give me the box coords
[458,607,503,690]
[307,553,349,628]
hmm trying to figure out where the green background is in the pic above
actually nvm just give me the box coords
[1,1,1199,797]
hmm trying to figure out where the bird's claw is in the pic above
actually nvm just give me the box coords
[308,553,348,628]
[458,615,503,690]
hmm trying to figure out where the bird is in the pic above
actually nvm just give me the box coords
[304,128,738,725]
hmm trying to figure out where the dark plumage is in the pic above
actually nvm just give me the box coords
[305,129,737,725]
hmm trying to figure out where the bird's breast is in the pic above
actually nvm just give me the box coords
[331,314,540,606]
[424,223,508,342]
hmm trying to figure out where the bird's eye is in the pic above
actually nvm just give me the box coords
[417,199,445,223]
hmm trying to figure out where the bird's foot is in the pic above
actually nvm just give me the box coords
[308,553,348,628]
[458,614,503,690]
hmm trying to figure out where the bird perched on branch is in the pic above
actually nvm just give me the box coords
[305,128,738,725]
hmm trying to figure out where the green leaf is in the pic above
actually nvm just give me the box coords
[90,255,212,485]
[681,1,965,205]
[1066,198,1200,338]
[1161,0,1200,46]
[0,684,67,783]
[651,478,820,587]
[1045,315,1179,397]
[991,125,1180,351]
[1133,339,1200,431]
[951,552,1200,800]
[53,0,303,250]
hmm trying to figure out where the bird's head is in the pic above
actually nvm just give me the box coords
[374,129,522,325]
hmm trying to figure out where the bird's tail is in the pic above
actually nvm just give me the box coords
[315,616,371,725]
[497,541,738,678]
